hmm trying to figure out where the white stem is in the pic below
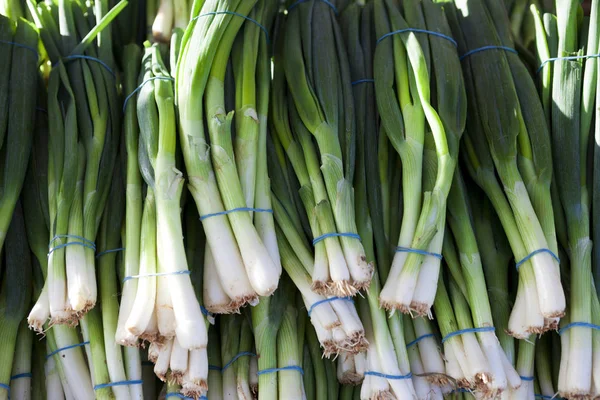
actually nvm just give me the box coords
[202,246,233,313]
[28,281,50,332]
[154,340,173,381]
[170,337,189,382]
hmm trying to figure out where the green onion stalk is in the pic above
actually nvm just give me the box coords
[534,333,556,399]
[176,0,281,315]
[22,107,94,397]
[444,170,520,397]
[9,325,33,400]
[0,16,38,262]
[207,325,223,400]
[281,0,372,297]
[485,0,561,334]
[336,351,365,386]
[374,0,465,316]
[236,314,254,399]
[151,0,190,43]
[451,0,566,330]
[26,0,127,323]
[220,314,242,397]
[0,204,32,400]
[114,43,144,347]
[471,192,515,364]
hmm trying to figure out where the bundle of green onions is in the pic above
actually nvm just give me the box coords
[176,0,281,314]
[26,0,127,325]
[278,0,372,297]
[373,0,465,316]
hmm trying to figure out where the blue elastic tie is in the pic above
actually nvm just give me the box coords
[537,54,600,74]
[364,371,412,380]
[0,383,8,393]
[166,393,195,400]
[221,351,256,372]
[257,365,304,375]
[58,55,116,78]
[376,28,457,47]
[520,376,534,382]
[94,380,143,390]
[123,269,191,283]
[200,207,273,221]
[351,79,375,86]
[558,321,600,336]
[10,373,32,381]
[200,305,212,317]
[396,246,443,260]
[288,0,338,15]
[122,76,174,112]
[96,247,125,258]
[48,234,96,256]
[535,395,556,399]
[193,11,270,43]
[515,248,560,270]
[0,39,39,58]
[307,297,353,317]
[209,365,222,371]
[46,341,90,360]
[406,333,435,348]
[460,45,518,61]
[441,326,495,344]
[312,232,361,246]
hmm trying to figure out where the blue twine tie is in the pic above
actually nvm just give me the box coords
[376,28,457,47]
[312,232,361,246]
[352,78,375,86]
[307,297,354,317]
[558,321,600,336]
[364,371,412,380]
[123,76,174,112]
[0,40,39,58]
[288,0,339,15]
[535,395,559,399]
[48,234,96,256]
[58,55,116,78]
[0,383,8,394]
[10,373,32,380]
[46,341,90,360]
[166,393,207,400]
[396,246,443,260]
[209,352,256,373]
[515,248,560,271]
[441,326,495,344]
[123,269,191,283]
[96,247,125,258]
[258,365,304,375]
[192,11,270,44]
[520,376,534,382]
[94,380,143,390]
[200,207,273,221]
[537,54,600,74]
[406,333,435,349]
[460,45,518,61]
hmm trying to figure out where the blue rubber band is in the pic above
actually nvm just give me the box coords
[395,246,443,260]
[515,248,560,270]
[364,371,412,380]
[441,326,495,344]
[96,247,125,258]
[200,207,273,221]
[192,11,270,43]
[46,341,90,360]
[406,333,435,349]
[10,373,32,380]
[352,79,375,86]
[312,232,361,246]
[460,45,518,61]
[209,365,222,371]
[48,234,96,256]
[123,270,191,283]
[257,365,304,375]
[520,376,534,382]
[221,351,256,372]
[558,321,600,335]
[535,395,556,399]
[0,383,8,392]
[0,40,39,58]
[122,76,174,112]
[200,305,212,317]
[58,55,116,78]
[94,380,143,390]
[288,0,338,15]
[537,54,600,74]
[166,393,196,400]
[376,28,457,47]
[307,297,354,317]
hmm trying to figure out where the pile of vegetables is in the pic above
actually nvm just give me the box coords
[1,0,600,399]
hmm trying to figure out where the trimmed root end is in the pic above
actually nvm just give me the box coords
[335,331,369,355]
[169,371,185,385]
[371,390,396,400]
[543,318,559,332]
[544,310,565,319]
[328,280,358,297]
[338,372,363,385]
[408,301,432,317]
[311,280,331,295]
[558,390,590,399]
